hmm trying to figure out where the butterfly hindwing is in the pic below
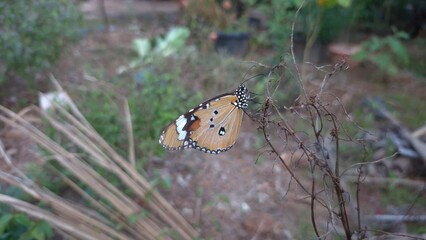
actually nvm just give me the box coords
[159,84,248,154]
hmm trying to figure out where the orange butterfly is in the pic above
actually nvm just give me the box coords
[159,84,249,154]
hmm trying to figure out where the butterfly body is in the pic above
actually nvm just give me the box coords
[159,84,249,154]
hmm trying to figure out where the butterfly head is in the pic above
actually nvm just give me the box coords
[235,84,249,109]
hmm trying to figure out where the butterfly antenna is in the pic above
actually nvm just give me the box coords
[241,73,266,86]
[241,64,261,83]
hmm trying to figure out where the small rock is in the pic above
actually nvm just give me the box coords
[181,207,193,217]
[257,192,270,203]
[176,174,191,187]
[240,202,251,212]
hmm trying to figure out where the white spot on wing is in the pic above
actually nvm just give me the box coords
[178,130,187,140]
[176,115,187,140]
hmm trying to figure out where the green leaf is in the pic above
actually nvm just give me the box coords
[127,212,138,225]
[374,53,398,75]
[352,51,368,61]
[337,0,351,7]
[369,37,382,52]
[36,222,53,239]
[160,174,171,191]
[15,213,31,226]
[0,214,13,234]
[387,38,409,65]
[30,228,44,240]
[374,53,391,69]
[133,38,152,59]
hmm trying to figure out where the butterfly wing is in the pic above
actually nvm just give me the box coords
[189,95,244,153]
[159,84,248,154]
[159,95,244,154]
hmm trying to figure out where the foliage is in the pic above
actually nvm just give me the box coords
[0,104,198,239]
[380,183,426,208]
[299,0,354,44]
[184,0,247,31]
[129,64,203,158]
[351,0,426,38]
[75,65,202,163]
[353,31,410,76]
[0,208,53,240]
[243,0,299,50]
[0,0,82,83]
[124,27,191,72]
[77,90,125,154]
[314,5,353,43]
[385,93,426,129]
[184,0,228,30]
[406,38,426,77]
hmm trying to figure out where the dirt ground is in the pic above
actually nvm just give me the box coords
[1,0,425,239]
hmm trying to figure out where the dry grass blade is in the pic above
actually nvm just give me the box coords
[0,194,112,240]
[0,95,198,239]
[123,98,136,167]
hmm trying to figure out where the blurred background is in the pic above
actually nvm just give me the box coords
[0,0,425,239]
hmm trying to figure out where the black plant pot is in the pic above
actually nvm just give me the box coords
[214,32,250,57]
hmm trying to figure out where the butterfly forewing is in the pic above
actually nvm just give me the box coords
[160,121,184,149]
[190,95,243,152]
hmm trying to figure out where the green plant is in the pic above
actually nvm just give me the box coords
[385,93,426,128]
[0,208,53,240]
[244,0,299,49]
[380,184,426,208]
[75,63,202,163]
[0,102,198,239]
[353,31,410,76]
[314,3,355,43]
[0,0,82,83]
[185,0,247,32]
[79,90,125,153]
[129,66,203,158]
[297,0,352,70]
[351,0,426,38]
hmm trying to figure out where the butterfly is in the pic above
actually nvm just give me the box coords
[159,84,249,154]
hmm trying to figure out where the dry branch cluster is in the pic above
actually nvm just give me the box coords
[249,57,425,240]
[0,81,197,239]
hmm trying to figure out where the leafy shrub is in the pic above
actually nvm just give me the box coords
[0,207,53,240]
[353,31,410,76]
[129,64,203,158]
[76,62,202,163]
[312,3,354,44]
[78,90,125,154]
[243,0,298,50]
[0,0,82,83]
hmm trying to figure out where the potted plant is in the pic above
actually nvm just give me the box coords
[210,0,251,57]
[183,0,251,57]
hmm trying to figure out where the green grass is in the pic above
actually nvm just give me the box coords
[385,93,426,129]
[407,223,426,235]
[407,38,426,78]
[380,183,426,208]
